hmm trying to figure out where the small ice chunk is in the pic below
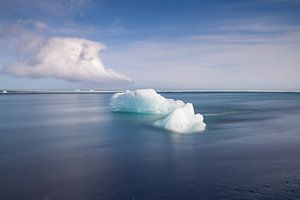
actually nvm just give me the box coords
[1,90,7,94]
[154,103,206,134]
[110,89,185,114]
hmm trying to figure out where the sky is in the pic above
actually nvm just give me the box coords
[0,0,299,90]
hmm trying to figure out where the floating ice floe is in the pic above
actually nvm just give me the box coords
[110,89,185,115]
[110,89,206,133]
[1,90,7,94]
[154,103,206,133]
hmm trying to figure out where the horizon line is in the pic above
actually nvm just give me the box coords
[1,89,300,94]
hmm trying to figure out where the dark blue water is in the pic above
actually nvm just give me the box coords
[0,92,300,200]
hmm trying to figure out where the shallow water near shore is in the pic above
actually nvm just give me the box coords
[0,92,300,199]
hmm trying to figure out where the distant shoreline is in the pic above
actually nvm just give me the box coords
[1,90,300,94]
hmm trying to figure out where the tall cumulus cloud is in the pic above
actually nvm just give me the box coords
[2,36,131,83]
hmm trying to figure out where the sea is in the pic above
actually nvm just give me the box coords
[0,92,299,199]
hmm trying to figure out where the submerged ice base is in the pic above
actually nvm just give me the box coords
[110,89,206,134]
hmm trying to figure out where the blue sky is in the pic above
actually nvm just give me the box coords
[0,0,299,90]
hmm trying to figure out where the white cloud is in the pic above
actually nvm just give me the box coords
[103,26,300,90]
[0,0,93,17]
[263,0,300,4]
[2,37,131,83]
[17,19,47,30]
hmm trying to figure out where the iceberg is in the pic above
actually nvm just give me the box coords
[110,89,205,133]
[110,89,185,114]
[153,103,206,133]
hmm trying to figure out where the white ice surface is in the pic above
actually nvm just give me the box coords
[153,103,206,133]
[110,89,185,114]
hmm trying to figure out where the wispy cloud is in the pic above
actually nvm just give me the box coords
[103,21,300,90]
[221,0,300,10]
[262,0,300,5]
[0,0,93,18]
[17,19,47,30]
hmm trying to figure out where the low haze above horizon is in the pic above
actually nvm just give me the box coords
[0,0,299,90]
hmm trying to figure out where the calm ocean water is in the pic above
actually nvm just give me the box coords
[0,92,300,199]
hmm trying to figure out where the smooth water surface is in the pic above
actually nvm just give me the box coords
[0,92,300,199]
